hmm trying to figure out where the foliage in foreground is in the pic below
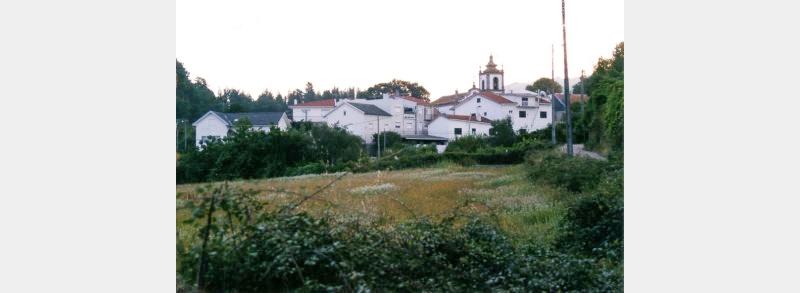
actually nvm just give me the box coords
[177,174,623,292]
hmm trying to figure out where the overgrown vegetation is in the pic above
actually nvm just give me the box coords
[177,156,623,291]
[574,42,624,152]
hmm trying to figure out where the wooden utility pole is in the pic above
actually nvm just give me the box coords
[561,0,574,156]
[551,43,557,145]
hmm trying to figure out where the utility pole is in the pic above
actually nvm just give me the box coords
[580,69,586,113]
[377,116,381,158]
[561,0,574,156]
[551,44,557,145]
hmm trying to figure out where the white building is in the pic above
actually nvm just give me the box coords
[192,111,290,147]
[431,55,555,134]
[427,114,493,141]
[289,98,336,122]
[319,93,438,143]
[323,101,393,143]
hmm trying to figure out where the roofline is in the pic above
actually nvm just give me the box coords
[431,115,492,125]
[192,111,226,126]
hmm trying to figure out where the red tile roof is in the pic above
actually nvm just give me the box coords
[292,99,335,107]
[478,91,516,104]
[400,96,432,106]
[441,114,493,124]
[432,92,470,105]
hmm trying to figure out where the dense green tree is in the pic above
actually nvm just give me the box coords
[303,82,317,102]
[176,60,219,121]
[253,89,288,112]
[360,79,430,100]
[218,89,254,112]
[526,78,563,94]
[488,117,517,147]
[574,42,624,151]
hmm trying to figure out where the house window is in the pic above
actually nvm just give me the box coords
[454,128,462,135]
[493,77,499,90]
[509,110,513,114]
[477,97,481,103]
[404,107,414,114]
[483,112,487,116]
[471,128,476,135]
[343,110,347,116]
[519,111,527,118]
[539,111,547,118]
[481,80,485,90]
[395,122,400,129]
[522,97,529,106]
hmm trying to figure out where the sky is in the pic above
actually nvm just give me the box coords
[176,0,623,100]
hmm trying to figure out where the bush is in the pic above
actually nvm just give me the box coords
[176,121,365,183]
[177,185,622,292]
[445,135,490,153]
[526,152,615,193]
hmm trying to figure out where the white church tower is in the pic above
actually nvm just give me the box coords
[478,55,504,93]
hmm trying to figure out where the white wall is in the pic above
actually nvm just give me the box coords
[427,117,491,141]
[451,94,514,121]
[291,107,331,122]
[325,103,390,143]
[194,113,229,146]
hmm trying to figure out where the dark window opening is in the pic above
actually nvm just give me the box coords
[454,128,462,135]
[519,111,526,118]
[471,128,476,135]
[539,111,547,118]
[477,97,481,103]
[493,77,499,90]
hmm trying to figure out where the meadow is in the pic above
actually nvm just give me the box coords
[177,162,570,246]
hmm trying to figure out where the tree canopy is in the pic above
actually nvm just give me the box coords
[573,42,624,151]
[360,79,431,100]
[526,78,563,94]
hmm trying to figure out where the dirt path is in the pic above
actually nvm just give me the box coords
[560,144,606,160]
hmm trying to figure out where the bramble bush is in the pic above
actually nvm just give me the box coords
[177,184,621,292]
[526,152,617,193]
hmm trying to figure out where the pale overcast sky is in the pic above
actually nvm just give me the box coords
[176,0,623,100]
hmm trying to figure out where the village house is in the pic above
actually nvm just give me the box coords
[430,55,555,134]
[289,98,336,122]
[192,111,290,147]
[427,114,493,141]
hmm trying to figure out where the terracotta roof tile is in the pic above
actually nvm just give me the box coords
[478,91,516,104]
[400,96,432,106]
[432,92,470,105]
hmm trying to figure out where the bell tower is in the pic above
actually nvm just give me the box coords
[478,55,504,93]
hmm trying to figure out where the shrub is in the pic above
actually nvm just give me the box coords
[526,152,614,193]
[488,117,516,147]
[445,135,490,153]
[177,184,622,292]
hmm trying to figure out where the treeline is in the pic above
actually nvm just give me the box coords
[177,117,557,184]
[569,42,624,152]
[176,60,431,152]
[176,60,431,122]
[176,150,623,291]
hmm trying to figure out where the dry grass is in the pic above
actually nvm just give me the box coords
[176,164,566,243]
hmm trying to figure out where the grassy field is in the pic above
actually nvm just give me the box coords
[177,162,570,245]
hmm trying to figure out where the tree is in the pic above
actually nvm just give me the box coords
[361,79,431,100]
[303,82,318,102]
[573,42,624,151]
[253,89,288,112]
[218,89,254,112]
[488,117,516,147]
[526,78,563,94]
[176,60,219,121]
